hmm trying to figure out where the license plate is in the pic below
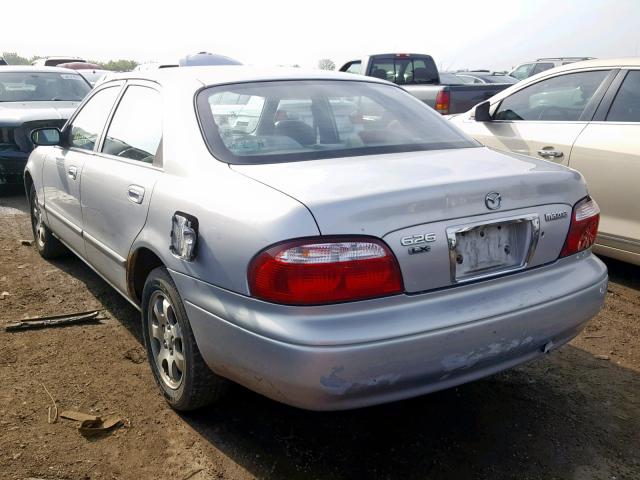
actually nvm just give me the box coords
[447,216,539,282]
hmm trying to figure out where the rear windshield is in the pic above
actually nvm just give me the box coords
[197,80,477,164]
[368,56,439,85]
[0,72,91,102]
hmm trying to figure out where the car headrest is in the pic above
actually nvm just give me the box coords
[274,120,316,146]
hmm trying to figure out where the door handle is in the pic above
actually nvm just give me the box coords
[537,148,564,159]
[67,166,78,180]
[127,185,145,204]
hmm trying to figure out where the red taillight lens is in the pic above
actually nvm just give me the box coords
[435,90,450,114]
[560,197,600,258]
[248,237,404,305]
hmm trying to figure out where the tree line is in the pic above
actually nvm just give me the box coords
[2,52,138,71]
[3,51,338,72]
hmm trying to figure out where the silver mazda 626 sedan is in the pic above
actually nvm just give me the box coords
[24,67,608,411]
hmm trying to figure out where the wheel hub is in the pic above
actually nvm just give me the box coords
[32,200,46,248]
[148,291,185,390]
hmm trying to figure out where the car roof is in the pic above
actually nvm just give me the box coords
[106,65,391,87]
[534,57,640,73]
[0,65,85,74]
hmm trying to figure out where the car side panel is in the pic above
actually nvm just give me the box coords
[570,122,640,260]
[130,167,320,297]
[456,119,585,164]
[41,146,88,254]
[82,155,162,293]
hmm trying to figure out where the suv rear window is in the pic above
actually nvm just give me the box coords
[197,80,477,164]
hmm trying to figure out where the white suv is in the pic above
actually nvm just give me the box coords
[509,57,595,81]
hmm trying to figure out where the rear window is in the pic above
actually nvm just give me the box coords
[368,56,438,85]
[197,80,478,164]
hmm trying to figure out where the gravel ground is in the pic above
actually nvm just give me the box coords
[0,191,638,480]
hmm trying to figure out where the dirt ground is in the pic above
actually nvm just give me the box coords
[0,189,639,480]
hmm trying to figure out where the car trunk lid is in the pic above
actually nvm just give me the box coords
[232,147,583,291]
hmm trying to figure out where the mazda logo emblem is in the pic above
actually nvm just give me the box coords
[485,192,502,210]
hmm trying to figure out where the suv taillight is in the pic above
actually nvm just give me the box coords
[435,90,450,114]
[560,197,600,258]
[248,237,403,305]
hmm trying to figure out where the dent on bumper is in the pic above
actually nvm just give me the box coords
[171,253,608,410]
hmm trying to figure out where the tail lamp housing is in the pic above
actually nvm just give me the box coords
[560,197,600,258]
[435,90,450,114]
[248,237,404,305]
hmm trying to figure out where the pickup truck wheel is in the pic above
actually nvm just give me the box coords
[29,184,67,259]
[142,267,227,411]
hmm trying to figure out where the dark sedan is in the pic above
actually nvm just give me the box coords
[0,66,90,185]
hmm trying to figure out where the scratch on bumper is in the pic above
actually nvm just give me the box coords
[321,366,401,395]
[441,336,534,372]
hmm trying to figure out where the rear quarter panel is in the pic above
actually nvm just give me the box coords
[133,167,320,296]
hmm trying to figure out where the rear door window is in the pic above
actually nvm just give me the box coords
[101,85,162,163]
[69,86,120,151]
[494,70,610,121]
[606,71,640,122]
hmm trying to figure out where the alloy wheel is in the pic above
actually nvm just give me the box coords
[148,290,185,390]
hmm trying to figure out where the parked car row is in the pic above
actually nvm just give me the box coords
[509,57,595,80]
[453,71,519,85]
[339,54,514,114]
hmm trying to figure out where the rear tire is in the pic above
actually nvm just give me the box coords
[142,266,227,411]
[29,184,67,259]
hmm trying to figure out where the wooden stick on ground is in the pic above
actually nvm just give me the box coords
[5,310,104,332]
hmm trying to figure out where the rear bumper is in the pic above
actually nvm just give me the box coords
[171,253,607,410]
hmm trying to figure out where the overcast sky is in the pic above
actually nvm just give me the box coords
[3,0,639,71]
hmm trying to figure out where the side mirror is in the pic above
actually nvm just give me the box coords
[31,127,61,146]
[473,101,492,122]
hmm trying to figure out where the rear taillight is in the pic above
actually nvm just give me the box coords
[560,197,600,258]
[435,90,450,114]
[248,237,404,305]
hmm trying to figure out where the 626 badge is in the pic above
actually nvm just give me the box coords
[401,233,437,255]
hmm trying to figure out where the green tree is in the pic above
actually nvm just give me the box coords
[2,52,138,71]
[2,52,32,65]
[93,59,139,72]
